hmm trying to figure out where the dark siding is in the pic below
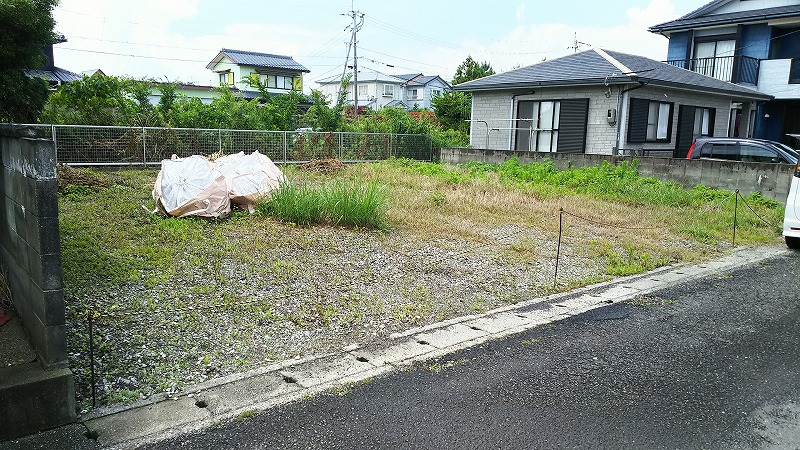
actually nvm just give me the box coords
[627,98,650,143]
[557,98,589,153]
[675,105,696,158]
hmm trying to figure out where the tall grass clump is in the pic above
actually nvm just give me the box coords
[257,180,389,229]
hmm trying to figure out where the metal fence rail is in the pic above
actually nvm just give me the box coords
[26,125,433,165]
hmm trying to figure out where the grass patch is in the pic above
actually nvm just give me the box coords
[256,180,388,229]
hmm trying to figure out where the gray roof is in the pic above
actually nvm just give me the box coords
[206,48,309,72]
[385,100,408,109]
[317,70,405,85]
[453,48,771,100]
[394,73,422,82]
[649,3,800,33]
[27,67,81,84]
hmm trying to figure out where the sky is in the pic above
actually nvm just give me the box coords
[51,0,704,92]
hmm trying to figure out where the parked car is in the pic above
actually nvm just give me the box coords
[784,160,800,249]
[686,137,799,164]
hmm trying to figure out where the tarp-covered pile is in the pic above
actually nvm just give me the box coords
[152,151,285,218]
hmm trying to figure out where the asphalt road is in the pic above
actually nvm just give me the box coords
[140,252,800,449]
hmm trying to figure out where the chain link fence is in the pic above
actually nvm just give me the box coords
[26,125,433,165]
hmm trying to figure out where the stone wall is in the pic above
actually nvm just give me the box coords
[439,147,795,203]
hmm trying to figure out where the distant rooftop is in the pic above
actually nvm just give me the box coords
[206,48,310,72]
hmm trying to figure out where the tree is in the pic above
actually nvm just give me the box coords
[452,56,495,85]
[0,0,59,122]
[431,91,471,134]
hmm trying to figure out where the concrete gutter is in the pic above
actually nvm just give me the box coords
[9,245,789,449]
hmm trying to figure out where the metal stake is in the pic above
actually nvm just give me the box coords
[733,190,739,246]
[554,207,563,290]
[88,312,97,408]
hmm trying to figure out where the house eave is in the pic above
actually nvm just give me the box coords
[454,78,772,102]
[648,8,800,33]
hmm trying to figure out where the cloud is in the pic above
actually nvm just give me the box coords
[447,0,682,74]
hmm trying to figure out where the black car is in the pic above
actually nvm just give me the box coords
[686,137,799,164]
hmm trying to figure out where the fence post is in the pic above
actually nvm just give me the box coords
[339,132,343,160]
[283,131,288,165]
[142,127,147,165]
[218,129,222,154]
[733,190,739,246]
[554,207,563,290]
[51,125,57,163]
[389,134,393,159]
[88,312,97,408]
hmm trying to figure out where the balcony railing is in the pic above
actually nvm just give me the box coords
[665,55,760,85]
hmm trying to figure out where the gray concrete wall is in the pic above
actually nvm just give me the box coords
[0,125,75,439]
[439,147,796,203]
[0,125,67,369]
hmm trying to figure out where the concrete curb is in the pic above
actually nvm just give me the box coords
[79,244,787,449]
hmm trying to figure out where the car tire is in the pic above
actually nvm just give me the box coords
[786,236,800,250]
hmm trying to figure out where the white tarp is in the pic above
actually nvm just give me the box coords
[214,150,286,212]
[152,155,231,218]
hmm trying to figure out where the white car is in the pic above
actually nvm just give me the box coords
[784,160,800,249]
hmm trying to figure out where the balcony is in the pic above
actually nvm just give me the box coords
[665,55,760,85]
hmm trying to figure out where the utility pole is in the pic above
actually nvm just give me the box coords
[343,6,364,118]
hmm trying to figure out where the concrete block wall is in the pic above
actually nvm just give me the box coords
[439,147,795,203]
[0,125,67,368]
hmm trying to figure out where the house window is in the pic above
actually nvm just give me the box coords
[264,75,277,88]
[358,84,368,97]
[430,89,442,98]
[514,98,589,153]
[628,98,674,144]
[647,102,672,141]
[694,39,736,82]
[514,100,560,152]
[693,107,713,138]
[409,89,419,100]
[219,72,233,86]
[383,84,394,97]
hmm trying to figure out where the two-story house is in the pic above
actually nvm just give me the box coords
[649,0,800,146]
[316,70,407,110]
[206,48,310,99]
[394,74,453,109]
[316,70,452,110]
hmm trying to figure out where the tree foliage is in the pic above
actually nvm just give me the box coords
[452,56,495,85]
[0,0,58,122]
[431,91,471,134]
[40,74,469,147]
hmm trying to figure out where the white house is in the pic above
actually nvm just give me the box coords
[206,48,310,99]
[316,70,452,110]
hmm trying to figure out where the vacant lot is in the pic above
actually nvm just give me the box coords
[59,158,783,408]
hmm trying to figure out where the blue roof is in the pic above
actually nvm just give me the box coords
[207,48,309,72]
[649,3,800,33]
[453,48,770,100]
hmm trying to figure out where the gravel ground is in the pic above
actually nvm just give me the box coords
[64,220,612,411]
